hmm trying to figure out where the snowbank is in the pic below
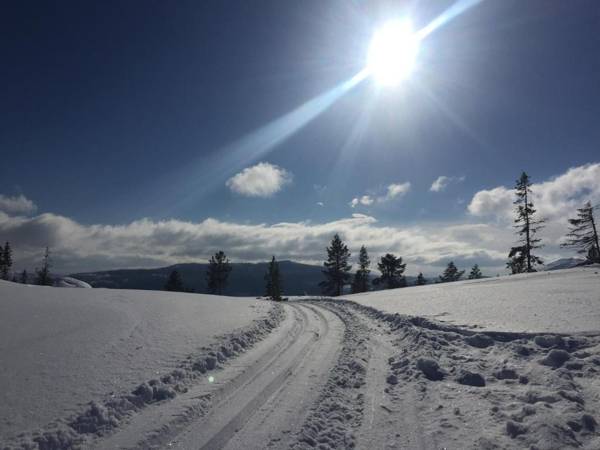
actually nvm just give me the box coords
[0,281,276,443]
[55,276,93,288]
[346,266,600,333]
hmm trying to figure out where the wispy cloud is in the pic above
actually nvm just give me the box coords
[350,182,411,208]
[226,162,292,197]
[430,175,465,192]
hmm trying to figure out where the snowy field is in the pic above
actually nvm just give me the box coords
[347,266,600,333]
[2,267,600,449]
[0,282,275,443]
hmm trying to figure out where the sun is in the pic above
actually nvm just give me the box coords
[367,20,419,86]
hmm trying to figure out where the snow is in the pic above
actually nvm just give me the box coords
[55,276,92,288]
[346,266,600,333]
[0,281,275,444]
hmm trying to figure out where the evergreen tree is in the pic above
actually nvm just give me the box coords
[0,246,3,279]
[508,172,544,272]
[264,256,283,301]
[206,251,232,295]
[1,241,12,280]
[506,256,526,274]
[416,272,427,286]
[319,234,352,296]
[561,201,600,263]
[439,261,464,283]
[373,253,407,289]
[35,246,53,286]
[20,269,28,284]
[468,264,483,279]
[351,245,370,294]
[164,269,184,292]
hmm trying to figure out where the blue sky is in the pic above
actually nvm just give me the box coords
[1,0,600,274]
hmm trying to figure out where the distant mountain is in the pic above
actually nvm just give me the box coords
[544,258,586,271]
[71,261,419,296]
[71,261,326,296]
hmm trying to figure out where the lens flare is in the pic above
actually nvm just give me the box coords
[367,20,419,86]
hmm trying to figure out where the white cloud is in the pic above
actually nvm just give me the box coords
[350,195,374,208]
[0,194,37,215]
[468,186,513,217]
[316,202,324,207]
[468,163,600,221]
[430,175,465,192]
[379,182,411,202]
[226,162,292,197]
[467,162,600,258]
[350,182,411,208]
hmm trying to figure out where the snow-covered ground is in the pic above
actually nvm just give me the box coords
[347,266,600,333]
[0,281,276,445]
[2,267,600,449]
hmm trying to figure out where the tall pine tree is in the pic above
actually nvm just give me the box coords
[561,201,600,263]
[319,234,352,296]
[373,253,407,289]
[468,264,483,279]
[439,261,464,283]
[416,272,427,286]
[206,251,232,295]
[264,256,283,301]
[35,246,53,286]
[351,245,370,294]
[0,241,12,280]
[508,172,544,272]
[165,269,184,291]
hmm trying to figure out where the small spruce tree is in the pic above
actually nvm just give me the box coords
[164,269,184,292]
[264,256,283,301]
[373,253,407,289]
[439,261,464,283]
[506,256,526,274]
[319,234,352,296]
[1,241,12,280]
[561,201,600,263]
[351,245,371,294]
[35,246,53,286]
[206,251,232,295]
[468,264,483,279]
[508,172,544,272]
[416,272,427,286]
[20,269,28,284]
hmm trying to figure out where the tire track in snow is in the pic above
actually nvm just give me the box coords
[164,303,343,450]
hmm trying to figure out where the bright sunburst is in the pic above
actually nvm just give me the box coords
[367,20,419,87]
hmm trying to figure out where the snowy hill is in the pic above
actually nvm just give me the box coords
[347,266,600,333]
[3,267,600,449]
[544,257,586,271]
[0,281,278,444]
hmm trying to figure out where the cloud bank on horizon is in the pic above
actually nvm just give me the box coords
[1,163,599,275]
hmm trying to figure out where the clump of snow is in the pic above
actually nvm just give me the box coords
[55,277,92,288]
